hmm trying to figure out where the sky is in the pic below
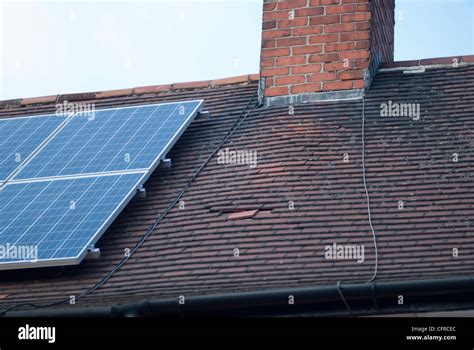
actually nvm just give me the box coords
[0,0,472,100]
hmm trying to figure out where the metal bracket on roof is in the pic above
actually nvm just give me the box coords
[197,111,211,119]
[136,185,147,199]
[160,158,172,168]
[86,246,101,260]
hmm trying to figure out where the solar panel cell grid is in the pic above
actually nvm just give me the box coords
[15,101,202,179]
[0,115,66,181]
[0,173,144,267]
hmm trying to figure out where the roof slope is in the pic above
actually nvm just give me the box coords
[0,64,473,310]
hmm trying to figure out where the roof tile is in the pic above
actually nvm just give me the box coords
[95,88,134,99]
[228,210,259,220]
[20,95,57,106]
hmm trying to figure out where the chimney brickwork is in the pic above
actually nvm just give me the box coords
[260,0,395,106]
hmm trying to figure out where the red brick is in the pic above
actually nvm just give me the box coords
[353,79,365,89]
[309,34,339,44]
[355,40,369,50]
[307,72,337,82]
[322,81,353,90]
[263,11,291,21]
[261,67,290,77]
[292,45,323,55]
[276,36,307,47]
[311,0,339,4]
[353,59,369,69]
[261,48,290,58]
[261,58,275,67]
[341,12,371,22]
[295,7,325,17]
[265,77,274,88]
[356,3,370,11]
[338,69,364,80]
[292,25,323,36]
[275,75,306,86]
[325,61,348,71]
[326,4,357,14]
[355,21,371,31]
[340,31,369,41]
[277,18,308,28]
[291,64,322,74]
[263,2,277,11]
[324,23,355,33]
[265,86,290,97]
[325,42,356,52]
[308,53,340,63]
[310,0,341,6]
[277,0,309,10]
[290,83,322,94]
[340,50,369,60]
[309,15,341,25]
[262,29,292,39]
[263,20,277,30]
[261,39,276,49]
[276,56,307,66]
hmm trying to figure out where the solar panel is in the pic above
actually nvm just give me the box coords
[0,173,144,269]
[15,101,202,180]
[0,114,67,182]
[0,100,203,270]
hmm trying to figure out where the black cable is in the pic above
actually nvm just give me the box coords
[335,95,379,315]
[0,91,261,316]
[336,281,353,316]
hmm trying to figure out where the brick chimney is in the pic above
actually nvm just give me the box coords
[260,0,395,106]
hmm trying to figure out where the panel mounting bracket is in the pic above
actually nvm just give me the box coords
[86,246,101,260]
[197,111,211,119]
[137,185,146,199]
[160,158,172,168]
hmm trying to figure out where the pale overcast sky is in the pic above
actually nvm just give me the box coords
[0,0,472,100]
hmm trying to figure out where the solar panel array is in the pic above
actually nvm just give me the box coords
[0,100,203,270]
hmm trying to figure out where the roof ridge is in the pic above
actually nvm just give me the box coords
[379,54,474,70]
[0,73,260,109]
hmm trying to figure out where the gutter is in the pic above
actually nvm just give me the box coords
[4,275,474,317]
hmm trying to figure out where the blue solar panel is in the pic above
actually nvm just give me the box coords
[0,100,203,270]
[0,114,66,182]
[15,101,202,180]
[0,173,144,269]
